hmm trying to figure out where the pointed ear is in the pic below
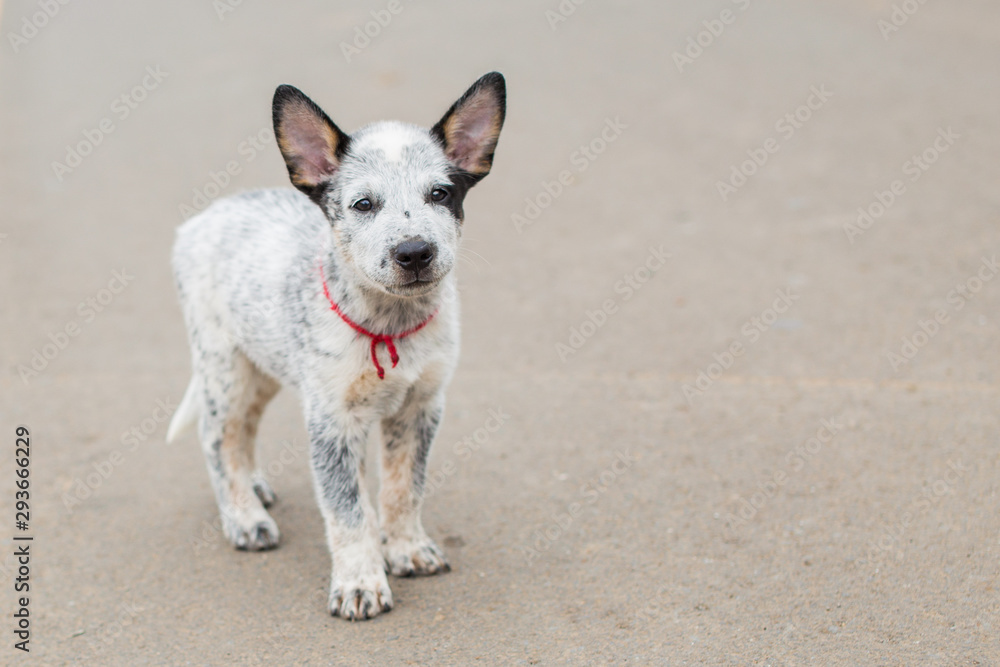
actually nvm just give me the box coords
[272,85,350,204]
[431,72,506,179]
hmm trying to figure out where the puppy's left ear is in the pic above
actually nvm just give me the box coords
[432,72,506,179]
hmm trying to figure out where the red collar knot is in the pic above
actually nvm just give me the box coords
[318,263,437,379]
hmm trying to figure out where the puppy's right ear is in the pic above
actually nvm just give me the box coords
[272,85,350,205]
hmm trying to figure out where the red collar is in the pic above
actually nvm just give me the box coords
[318,263,437,379]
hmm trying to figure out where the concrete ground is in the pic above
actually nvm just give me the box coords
[1,0,998,664]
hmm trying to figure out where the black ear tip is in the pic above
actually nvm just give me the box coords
[273,84,304,107]
[479,71,505,92]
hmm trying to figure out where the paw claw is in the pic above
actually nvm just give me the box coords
[329,582,393,620]
[383,537,450,577]
[223,514,280,551]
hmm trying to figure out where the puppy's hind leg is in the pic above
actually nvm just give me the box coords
[245,372,281,508]
[196,349,281,551]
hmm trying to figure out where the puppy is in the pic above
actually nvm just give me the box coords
[167,72,506,620]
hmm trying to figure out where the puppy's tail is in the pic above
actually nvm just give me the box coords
[166,376,201,443]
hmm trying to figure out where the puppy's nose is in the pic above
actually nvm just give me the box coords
[393,240,435,272]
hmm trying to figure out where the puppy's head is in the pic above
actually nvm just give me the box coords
[273,72,506,297]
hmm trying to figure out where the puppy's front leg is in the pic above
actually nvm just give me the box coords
[380,392,450,577]
[307,411,392,620]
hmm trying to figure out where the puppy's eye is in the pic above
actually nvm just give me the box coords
[353,198,373,212]
[430,188,449,202]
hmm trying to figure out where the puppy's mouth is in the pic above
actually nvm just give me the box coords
[401,274,435,287]
[386,276,441,296]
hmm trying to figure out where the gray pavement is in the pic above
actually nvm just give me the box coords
[1,0,999,664]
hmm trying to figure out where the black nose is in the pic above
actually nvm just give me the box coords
[393,240,435,273]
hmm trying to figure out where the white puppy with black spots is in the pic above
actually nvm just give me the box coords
[167,72,506,620]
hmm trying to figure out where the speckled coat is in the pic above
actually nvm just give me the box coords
[167,73,506,620]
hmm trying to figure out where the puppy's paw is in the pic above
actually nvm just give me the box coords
[383,536,450,577]
[328,572,393,621]
[252,474,276,508]
[222,510,280,551]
